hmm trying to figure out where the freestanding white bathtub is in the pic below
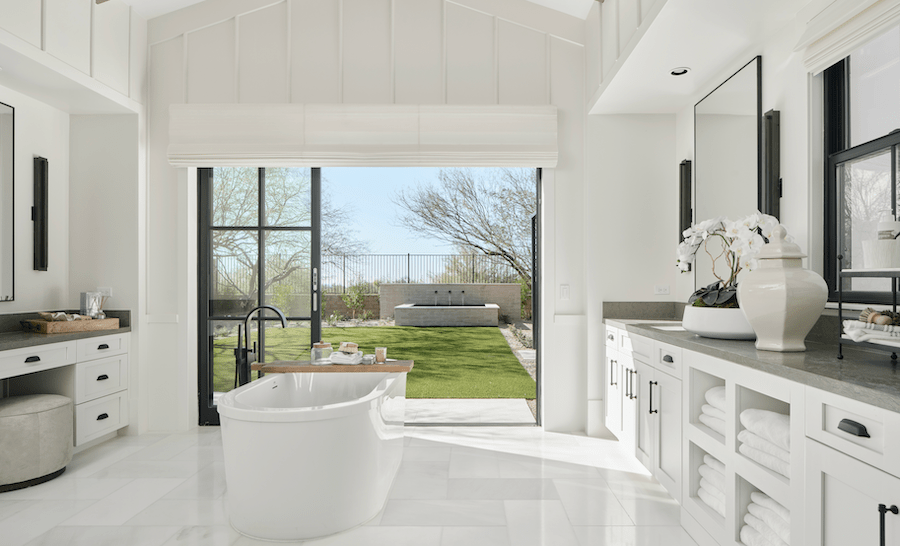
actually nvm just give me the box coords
[217,372,406,541]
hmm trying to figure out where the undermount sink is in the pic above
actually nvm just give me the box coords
[651,325,686,331]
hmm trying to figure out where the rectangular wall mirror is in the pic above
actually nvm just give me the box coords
[694,56,760,289]
[0,101,12,301]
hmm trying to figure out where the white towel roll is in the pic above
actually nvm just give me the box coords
[748,502,791,544]
[702,404,726,421]
[739,443,790,478]
[745,512,789,546]
[750,491,791,526]
[739,429,790,464]
[740,524,771,546]
[703,454,726,476]
[699,413,726,436]
[740,408,790,452]
[705,386,726,412]
[700,478,725,501]
[698,464,726,494]
[698,486,725,518]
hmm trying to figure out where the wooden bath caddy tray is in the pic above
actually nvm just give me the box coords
[21,318,120,334]
[251,360,413,374]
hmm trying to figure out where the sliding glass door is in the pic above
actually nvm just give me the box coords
[198,167,321,425]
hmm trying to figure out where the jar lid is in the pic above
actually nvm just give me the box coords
[756,225,806,259]
[313,342,331,348]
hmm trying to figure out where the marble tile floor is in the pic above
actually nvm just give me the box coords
[405,399,535,424]
[0,426,698,546]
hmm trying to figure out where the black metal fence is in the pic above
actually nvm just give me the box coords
[322,254,521,294]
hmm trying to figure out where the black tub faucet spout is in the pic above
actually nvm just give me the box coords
[234,305,288,387]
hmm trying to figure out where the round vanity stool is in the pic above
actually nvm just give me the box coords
[0,394,73,492]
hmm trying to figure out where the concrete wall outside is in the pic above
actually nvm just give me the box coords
[379,283,520,321]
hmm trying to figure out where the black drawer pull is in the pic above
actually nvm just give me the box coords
[838,418,871,438]
[96,374,109,381]
[96,413,109,421]
[880,504,898,546]
[649,381,658,414]
[24,356,40,363]
[607,334,614,341]
[662,354,674,363]
[98,343,110,350]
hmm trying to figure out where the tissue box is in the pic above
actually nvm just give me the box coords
[863,239,900,268]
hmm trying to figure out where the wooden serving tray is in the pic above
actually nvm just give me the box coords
[251,359,413,374]
[21,318,120,334]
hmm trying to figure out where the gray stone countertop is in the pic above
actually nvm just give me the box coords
[604,318,900,414]
[0,326,132,353]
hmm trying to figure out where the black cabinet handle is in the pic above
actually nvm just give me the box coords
[880,504,898,546]
[649,381,658,414]
[607,334,614,341]
[96,374,109,381]
[98,343,110,350]
[662,354,674,363]
[629,370,636,400]
[612,360,617,386]
[609,359,614,386]
[838,418,871,438]
[624,368,631,399]
[96,413,109,421]
[24,356,40,363]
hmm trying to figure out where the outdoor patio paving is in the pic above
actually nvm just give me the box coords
[406,399,535,425]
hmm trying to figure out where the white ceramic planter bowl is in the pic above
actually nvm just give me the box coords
[682,305,756,340]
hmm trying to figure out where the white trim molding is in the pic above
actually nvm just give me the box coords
[167,103,559,167]
[797,0,900,74]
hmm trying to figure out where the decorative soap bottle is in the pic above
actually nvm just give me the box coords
[737,226,827,352]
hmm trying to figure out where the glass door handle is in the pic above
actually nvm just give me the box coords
[312,268,318,312]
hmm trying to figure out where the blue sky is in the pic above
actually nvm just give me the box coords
[321,167,456,254]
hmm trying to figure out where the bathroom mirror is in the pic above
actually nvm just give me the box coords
[693,56,760,289]
[0,101,12,302]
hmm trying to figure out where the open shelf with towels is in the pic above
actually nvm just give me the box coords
[685,441,726,540]
[735,385,791,491]
[690,368,727,446]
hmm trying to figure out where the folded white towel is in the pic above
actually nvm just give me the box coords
[699,413,726,436]
[750,491,791,526]
[741,524,772,546]
[740,409,790,452]
[843,320,900,334]
[739,430,790,464]
[329,351,363,365]
[745,512,789,546]
[748,501,790,544]
[698,464,726,494]
[698,486,726,518]
[740,443,790,478]
[702,404,726,421]
[704,454,726,476]
[699,478,725,502]
[705,385,726,412]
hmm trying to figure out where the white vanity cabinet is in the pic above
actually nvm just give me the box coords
[6,332,130,447]
[605,324,640,456]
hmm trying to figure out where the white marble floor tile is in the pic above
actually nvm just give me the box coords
[301,526,443,546]
[61,478,186,526]
[448,450,502,479]
[124,435,203,461]
[159,525,240,546]
[405,399,534,424]
[553,478,635,526]
[446,478,558,500]
[0,499,37,522]
[63,443,148,478]
[504,500,581,546]
[402,446,453,462]
[380,500,506,526]
[0,477,132,501]
[0,500,97,546]
[162,462,226,500]
[572,525,700,546]
[89,459,209,480]
[441,526,511,546]
[23,525,181,546]
[124,497,229,526]
[389,472,449,500]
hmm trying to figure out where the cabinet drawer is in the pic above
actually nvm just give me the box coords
[75,354,128,403]
[652,341,682,379]
[618,331,633,354]
[605,325,619,348]
[630,333,652,360]
[76,333,128,361]
[75,391,128,446]
[806,387,900,478]
[0,342,76,380]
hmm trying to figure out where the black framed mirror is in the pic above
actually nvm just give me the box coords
[0,101,12,301]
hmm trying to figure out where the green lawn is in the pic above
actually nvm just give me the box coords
[212,325,535,399]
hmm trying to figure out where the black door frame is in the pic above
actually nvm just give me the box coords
[197,167,321,425]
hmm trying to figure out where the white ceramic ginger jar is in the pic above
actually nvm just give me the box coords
[737,225,827,352]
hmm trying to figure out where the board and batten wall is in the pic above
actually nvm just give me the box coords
[145,0,587,432]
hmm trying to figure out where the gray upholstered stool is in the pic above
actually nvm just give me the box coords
[0,394,73,492]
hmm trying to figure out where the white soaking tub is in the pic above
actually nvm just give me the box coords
[217,372,406,541]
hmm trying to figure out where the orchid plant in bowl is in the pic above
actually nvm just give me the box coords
[676,212,785,309]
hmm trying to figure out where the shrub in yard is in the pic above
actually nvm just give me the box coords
[341,283,367,319]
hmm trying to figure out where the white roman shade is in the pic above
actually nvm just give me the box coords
[796,0,900,74]
[167,104,558,167]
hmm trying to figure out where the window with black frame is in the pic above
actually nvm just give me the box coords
[825,25,900,303]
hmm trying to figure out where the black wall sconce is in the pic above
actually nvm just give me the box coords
[679,159,692,271]
[761,109,781,220]
[33,156,48,271]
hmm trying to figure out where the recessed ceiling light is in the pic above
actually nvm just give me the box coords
[670,67,690,76]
